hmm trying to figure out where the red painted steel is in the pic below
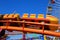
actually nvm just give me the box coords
[22,20,26,40]
[0,20,59,27]
[0,26,60,37]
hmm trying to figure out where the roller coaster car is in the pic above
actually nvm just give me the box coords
[3,14,20,19]
[22,14,59,31]
[0,14,59,32]
[3,14,20,26]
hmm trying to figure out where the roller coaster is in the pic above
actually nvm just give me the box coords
[0,13,60,40]
[0,0,60,40]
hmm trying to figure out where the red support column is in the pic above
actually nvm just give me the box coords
[6,21,9,29]
[42,22,44,40]
[23,20,26,40]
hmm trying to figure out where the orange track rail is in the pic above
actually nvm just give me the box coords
[0,26,60,37]
[0,20,60,27]
[0,20,60,37]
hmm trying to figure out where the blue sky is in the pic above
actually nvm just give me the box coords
[0,0,48,17]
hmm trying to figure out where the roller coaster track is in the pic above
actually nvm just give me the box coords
[0,20,60,37]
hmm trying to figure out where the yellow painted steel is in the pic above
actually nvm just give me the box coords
[3,14,9,18]
[22,14,28,18]
[30,14,36,18]
[8,14,14,18]
[38,14,59,31]
[46,15,59,31]
[14,14,20,18]
[38,14,44,18]
[3,14,20,19]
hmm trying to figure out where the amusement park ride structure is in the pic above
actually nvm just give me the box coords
[0,13,60,39]
[0,0,60,40]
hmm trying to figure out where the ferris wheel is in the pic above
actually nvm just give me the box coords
[47,0,60,40]
[47,0,60,23]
